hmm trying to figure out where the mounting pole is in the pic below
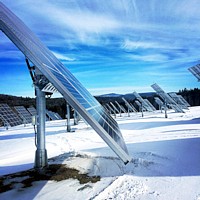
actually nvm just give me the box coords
[66,102,71,132]
[34,85,48,169]
[141,102,144,117]
[164,100,168,118]
[128,107,130,117]
[73,110,78,125]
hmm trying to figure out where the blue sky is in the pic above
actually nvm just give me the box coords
[0,0,200,97]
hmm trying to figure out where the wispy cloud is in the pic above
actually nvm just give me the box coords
[1,0,200,96]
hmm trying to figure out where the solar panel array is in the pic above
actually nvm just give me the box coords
[151,83,184,113]
[132,92,153,112]
[0,104,23,127]
[14,106,32,124]
[0,3,130,163]
[188,64,200,81]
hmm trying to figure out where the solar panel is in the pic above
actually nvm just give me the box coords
[115,101,127,113]
[110,102,120,114]
[154,97,163,105]
[168,92,188,109]
[14,106,32,124]
[54,112,62,120]
[188,64,200,81]
[122,97,136,113]
[144,99,156,111]
[135,100,144,112]
[129,102,138,112]
[154,97,164,111]
[106,104,116,114]
[0,3,130,163]
[27,106,37,116]
[133,92,153,112]
[177,95,190,107]
[0,104,23,127]
[151,83,184,113]
[46,110,58,120]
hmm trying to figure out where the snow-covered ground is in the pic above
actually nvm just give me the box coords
[0,106,200,200]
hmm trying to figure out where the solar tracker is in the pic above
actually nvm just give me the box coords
[14,106,32,124]
[168,92,188,109]
[0,3,130,163]
[129,102,138,112]
[115,101,127,113]
[151,83,184,113]
[54,112,62,120]
[0,104,23,127]
[110,102,120,114]
[133,92,153,112]
[154,97,164,110]
[122,97,136,113]
[106,104,116,115]
[46,110,59,120]
[27,106,37,116]
[135,100,146,112]
[188,64,200,81]
[144,99,156,111]
[177,95,190,107]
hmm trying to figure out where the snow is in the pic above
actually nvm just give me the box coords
[1,106,200,200]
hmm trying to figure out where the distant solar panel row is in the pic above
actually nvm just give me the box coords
[0,3,130,163]
[0,104,22,127]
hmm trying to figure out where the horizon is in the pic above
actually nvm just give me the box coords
[0,0,200,98]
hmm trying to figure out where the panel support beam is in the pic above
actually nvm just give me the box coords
[66,102,71,132]
[34,85,48,169]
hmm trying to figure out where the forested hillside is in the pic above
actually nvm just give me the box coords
[0,88,199,120]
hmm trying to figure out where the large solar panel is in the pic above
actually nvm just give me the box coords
[0,3,130,163]
[151,83,184,113]
[0,104,23,127]
[14,106,32,124]
[188,64,200,81]
[132,92,153,112]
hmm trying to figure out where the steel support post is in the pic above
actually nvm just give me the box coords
[66,103,71,132]
[34,86,48,169]
[74,110,78,125]
[164,100,168,118]
[141,103,144,117]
